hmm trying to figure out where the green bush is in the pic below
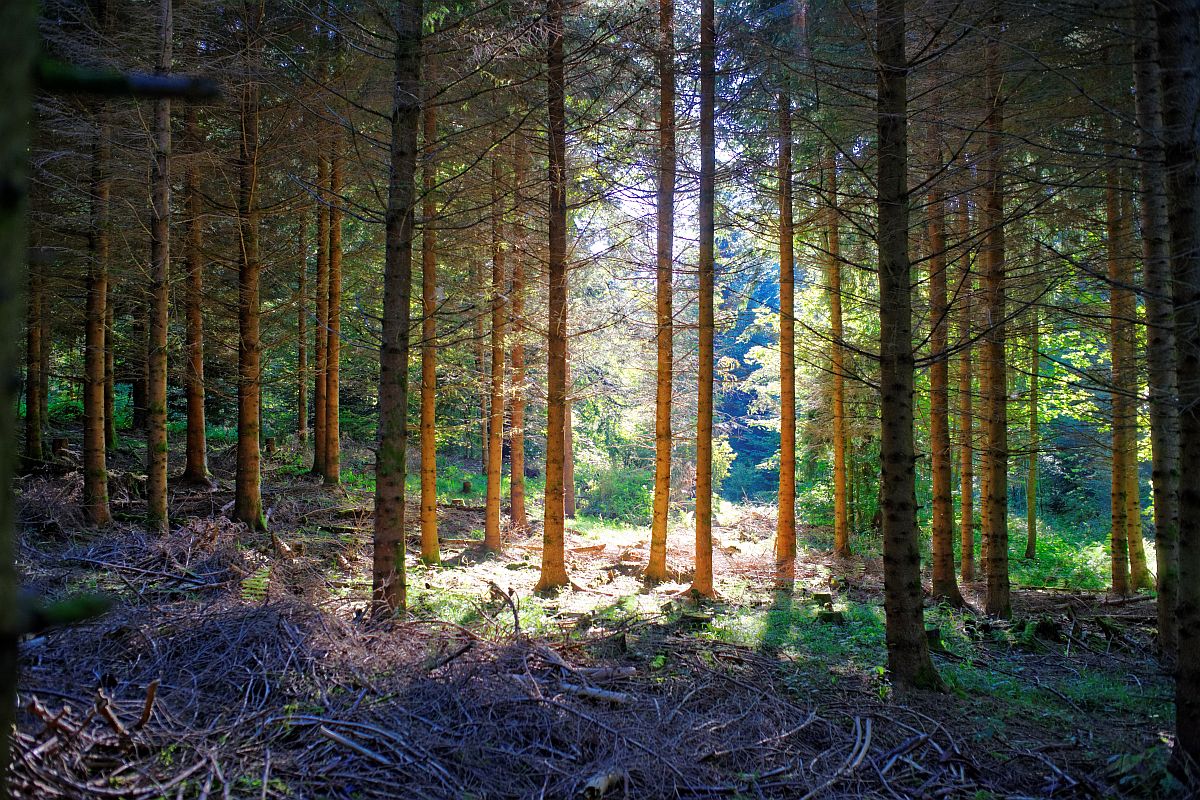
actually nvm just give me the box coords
[47,395,84,426]
[578,464,653,524]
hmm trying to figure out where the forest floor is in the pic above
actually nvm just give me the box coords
[9,440,1185,798]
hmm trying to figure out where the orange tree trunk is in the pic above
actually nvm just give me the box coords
[311,151,329,475]
[928,174,962,605]
[691,0,716,599]
[419,99,440,563]
[509,133,530,533]
[182,105,210,484]
[1134,7,1180,657]
[234,27,266,533]
[827,152,850,558]
[484,155,507,552]
[297,213,308,443]
[84,100,112,526]
[373,0,421,613]
[956,201,975,582]
[775,92,796,588]
[647,0,675,581]
[875,0,940,689]
[1156,0,1200,767]
[982,7,1010,618]
[146,0,173,535]
[324,139,343,486]
[474,259,488,473]
[1107,170,1131,595]
[537,0,570,592]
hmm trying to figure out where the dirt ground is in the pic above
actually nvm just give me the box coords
[9,451,1184,799]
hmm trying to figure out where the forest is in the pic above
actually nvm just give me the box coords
[2,0,1200,796]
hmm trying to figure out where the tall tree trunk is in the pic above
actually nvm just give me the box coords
[1134,6,1179,658]
[373,0,421,613]
[776,92,796,588]
[929,171,963,605]
[420,96,441,562]
[311,151,329,475]
[827,152,850,558]
[145,0,173,536]
[1107,169,1131,595]
[1025,293,1038,559]
[982,6,1010,618]
[1156,0,1200,768]
[537,0,570,591]
[509,132,530,533]
[181,105,210,485]
[876,0,940,688]
[475,259,488,473]
[957,201,975,582]
[25,266,44,466]
[84,60,112,527]
[647,0,675,582]
[484,155,507,552]
[297,213,308,443]
[690,0,716,599]
[234,6,266,532]
[324,138,343,485]
[0,1,36,788]
[104,299,115,447]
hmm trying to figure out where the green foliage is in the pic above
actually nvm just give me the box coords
[577,464,653,524]
[47,395,83,426]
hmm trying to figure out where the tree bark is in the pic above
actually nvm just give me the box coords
[324,137,343,486]
[1107,169,1131,596]
[234,5,266,532]
[647,0,675,583]
[84,61,112,527]
[311,151,329,475]
[484,154,507,552]
[297,212,308,443]
[928,172,962,605]
[956,201,975,582]
[776,92,796,589]
[982,6,1010,618]
[827,152,850,558]
[1156,0,1200,769]
[1134,6,1179,658]
[537,0,570,591]
[509,132,530,534]
[373,0,421,613]
[145,0,173,536]
[474,258,488,473]
[420,96,440,563]
[181,105,210,485]
[690,0,716,599]
[876,0,940,688]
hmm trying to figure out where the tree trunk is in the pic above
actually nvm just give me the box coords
[234,11,266,532]
[25,266,44,466]
[1025,293,1038,559]
[982,7,1010,618]
[876,0,940,688]
[827,152,850,558]
[324,137,343,486]
[484,154,507,552]
[509,132,530,534]
[1107,169,1131,596]
[537,0,570,592]
[776,92,796,589]
[1156,0,1200,769]
[0,2,36,788]
[373,0,421,613]
[928,172,962,605]
[84,83,112,526]
[420,97,441,562]
[1134,6,1179,658]
[311,151,329,475]
[181,105,210,485]
[957,201,975,582]
[690,0,716,599]
[647,0,675,583]
[145,0,173,535]
[474,258,488,473]
[297,212,308,444]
